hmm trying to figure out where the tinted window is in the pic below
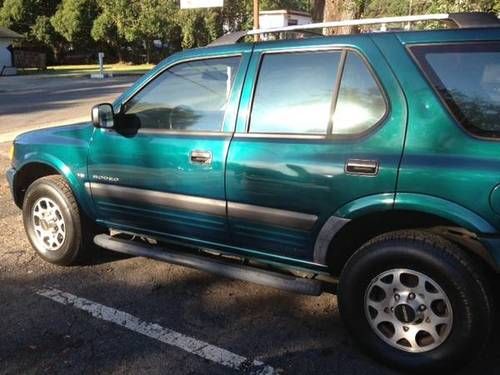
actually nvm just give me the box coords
[412,43,500,137]
[250,51,341,134]
[124,57,240,131]
[332,52,386,135]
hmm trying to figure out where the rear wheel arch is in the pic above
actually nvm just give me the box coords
[322,209,497,276]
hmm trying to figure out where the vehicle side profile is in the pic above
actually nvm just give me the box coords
[6,12,500,372]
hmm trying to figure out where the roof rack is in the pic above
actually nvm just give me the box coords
[209,12,500,46]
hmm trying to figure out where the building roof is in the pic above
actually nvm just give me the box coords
[259,10,311,18]
[0,27,23,39]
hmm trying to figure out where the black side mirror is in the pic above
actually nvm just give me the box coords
[91,103,115,128]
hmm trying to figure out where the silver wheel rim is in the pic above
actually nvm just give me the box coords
[364,268,453,353]
[31,197,66,253]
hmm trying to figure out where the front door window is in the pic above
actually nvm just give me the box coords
[124,57,241,132]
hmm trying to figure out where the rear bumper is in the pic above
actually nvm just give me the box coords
[5,167,16,201]
[478,236,500,273]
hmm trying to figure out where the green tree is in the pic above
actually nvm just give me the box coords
[0,0,61,63]
[178,8,222,49]
[51,0,97,47]
[92,0,179,62]
[90,6,125,61]
[0,0,30,30]
[0,0,59,34]
[31,14,65,60]
[365,0,499,18]
[91,0,136,61]
[2,0,499,65]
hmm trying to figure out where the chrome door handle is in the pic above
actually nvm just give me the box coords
[345,159,379,175]
[190,150,212,164]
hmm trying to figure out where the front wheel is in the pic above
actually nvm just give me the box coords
[22,175,102,265]
[338,230,494,372]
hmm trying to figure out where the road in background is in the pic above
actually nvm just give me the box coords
[0,142,499,374]
[0,75,138,141]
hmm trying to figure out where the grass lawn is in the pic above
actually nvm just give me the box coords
[18,63,155,76]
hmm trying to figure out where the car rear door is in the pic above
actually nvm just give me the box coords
[225,37,407,263]
[87,45,252,244]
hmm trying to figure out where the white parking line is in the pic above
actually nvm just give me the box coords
[37,287,275,374]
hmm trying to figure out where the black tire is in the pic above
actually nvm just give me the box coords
[338,230,493,372]
[22,175,102,265]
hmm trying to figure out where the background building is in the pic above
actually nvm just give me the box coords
[0,27,23,76]
[259,10,312,29]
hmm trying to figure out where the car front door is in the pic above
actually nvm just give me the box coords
[225,37,407,264]
[87,46,251,244]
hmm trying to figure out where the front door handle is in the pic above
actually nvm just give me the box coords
[345,159,379,175]
[190,150,212,164]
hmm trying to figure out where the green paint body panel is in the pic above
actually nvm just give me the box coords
[7,27,500,272]
[11,124,96,218]
[372,29,500,236]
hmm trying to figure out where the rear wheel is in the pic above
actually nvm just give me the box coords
[338,230,493,372]
[22,175,103,265]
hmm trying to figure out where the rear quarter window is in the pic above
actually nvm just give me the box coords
[410,42,500,138]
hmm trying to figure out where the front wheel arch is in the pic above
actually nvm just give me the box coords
[13,160,94,220]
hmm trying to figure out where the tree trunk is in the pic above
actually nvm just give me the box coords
[311,0,325,22]
[322,0,362,35]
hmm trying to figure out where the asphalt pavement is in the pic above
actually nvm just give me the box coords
[0,74,138,141]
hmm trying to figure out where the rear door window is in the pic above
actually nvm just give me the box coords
[249,49,386,136]
[249,51,342,134]
[411,42,500,138]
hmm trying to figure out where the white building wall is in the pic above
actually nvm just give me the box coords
[259,14,287,29]
[259,11,312,29]
[0,39,13,69]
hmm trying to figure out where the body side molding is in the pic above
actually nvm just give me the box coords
[90,183,226,217]
[90,183,318,231]
[227,202,318,231]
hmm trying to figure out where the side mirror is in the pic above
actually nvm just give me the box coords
[91,103,115,128]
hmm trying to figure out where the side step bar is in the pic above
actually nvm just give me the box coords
[94,234,323,296]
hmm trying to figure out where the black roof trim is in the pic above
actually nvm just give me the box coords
[208,31,247,46]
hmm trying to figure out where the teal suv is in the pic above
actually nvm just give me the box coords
[6,12,500,371]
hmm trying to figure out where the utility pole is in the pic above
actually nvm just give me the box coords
[253,0,259,40]
[253,0,259,29]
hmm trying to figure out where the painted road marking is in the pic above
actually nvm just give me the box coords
[37,287,275,374]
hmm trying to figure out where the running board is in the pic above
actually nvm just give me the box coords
[94,234,323,296]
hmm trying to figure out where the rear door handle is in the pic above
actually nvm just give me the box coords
[345,159,379,175]
[190,150,212,164]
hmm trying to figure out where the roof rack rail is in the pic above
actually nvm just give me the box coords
[209,12,500,46]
